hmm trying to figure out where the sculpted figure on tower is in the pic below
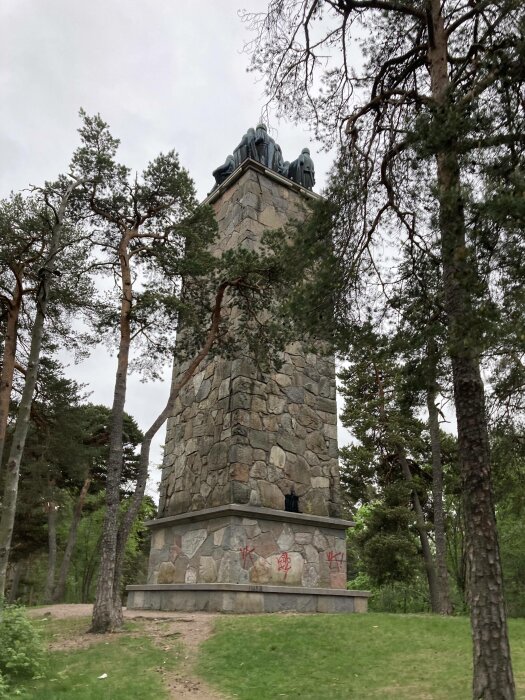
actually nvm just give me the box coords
[212,123,315,191]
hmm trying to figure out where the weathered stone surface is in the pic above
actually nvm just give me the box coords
[253,530,278,558]
[283,386,305,404]
[230,464,249,482]
[199,556,217,583]
[230,392,251,410]
[157,561,176,584]
[208,442,228,468]
[313,530,329,550]
[304,544,320,564]
[293,404,322,429]
[128,587,367,614]
[233,376,266,395]
[229,444,253,464]
[277,524,295,551]
[269,445,286,469]
[302,564,320,588]
[181,529,208,558]
[266,552,304,585]
[258,481,284,509]
[185,567,197,584]
[218,551,246,583]
[143,507,353,600]
[268,395,285,414]
[218,377,231,399]
[295,532,313,545]
[273,373,292,387]
[249,557,272,584]
[196,378,212,402]
[248,429,273,451]
[151,529,165,550]
[250,461,267,479]
[285,454,310,485]
[305,431,326,453]
[311,476,330,489]
[276,432,303,454]
[330,571,347,589]
[249,489,261,506]
[232,481,251,504]
[213,527,226,546]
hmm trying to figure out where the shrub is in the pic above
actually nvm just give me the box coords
[0,671,9,700]
[0,601,45,688]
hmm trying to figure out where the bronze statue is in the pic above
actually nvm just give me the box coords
[289,148,315,190]
[212,154,235,188]
[233,128,257,167]
[279,160,290,178]
[255,123,277,169]
[273,143,285,174]
[211,124,315,191]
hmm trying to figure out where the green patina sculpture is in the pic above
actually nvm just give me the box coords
[212,124,315,190]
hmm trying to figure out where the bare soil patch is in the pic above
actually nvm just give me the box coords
[29,604,226,699]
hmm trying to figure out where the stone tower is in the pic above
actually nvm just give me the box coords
[127,153,369,614]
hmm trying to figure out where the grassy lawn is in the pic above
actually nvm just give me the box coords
[13,611,525,699]
[18,617,180,700]
[198,613,525,700]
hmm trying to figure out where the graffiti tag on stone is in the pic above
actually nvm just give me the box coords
[240,545,255,567]
[327,551,345,571]
[277,551,292,578]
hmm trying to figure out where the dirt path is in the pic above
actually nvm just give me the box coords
[29,604,227,700]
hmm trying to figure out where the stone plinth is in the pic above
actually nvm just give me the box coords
[126,584,369,614]
[126,505,369,613]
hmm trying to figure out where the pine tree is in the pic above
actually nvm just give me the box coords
[247,2,523,694]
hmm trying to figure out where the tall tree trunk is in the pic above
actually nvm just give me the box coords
[7,559,23,603]
[398,449,441,613]
[0,218,66,596]
[52,477,91,603]
[0,286,22,475]
[44,491,58,604]
[81,533,102,604]
[428,2,514,695]
[427,381,453,614]
[91,231,133,633]
[0,180,82,598]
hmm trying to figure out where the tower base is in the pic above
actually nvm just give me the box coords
[126,504,369,614]
[126,583,369,613]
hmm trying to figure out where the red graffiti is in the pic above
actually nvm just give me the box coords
[240,545,255,567]
[277,551,292,577]
[327,551,345,571]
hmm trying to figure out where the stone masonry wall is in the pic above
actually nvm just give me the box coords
[148,515,347,589]
[158,165,341,519]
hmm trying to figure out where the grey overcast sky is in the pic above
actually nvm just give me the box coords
[0,0,340,499]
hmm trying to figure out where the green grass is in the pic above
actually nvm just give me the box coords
[15,611,525,699]
[18,617,180,700]
[197,613,525,700]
